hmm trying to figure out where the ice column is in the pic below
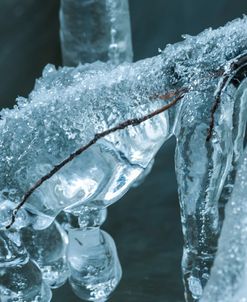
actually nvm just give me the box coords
[200,80,247,302]
[60,0,133,66]
[65,209,122,301]
[175,70,247,301]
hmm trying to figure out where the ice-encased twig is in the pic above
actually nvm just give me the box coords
[200,81,247,302]
[1,16,247,300]
[60,0,133,66]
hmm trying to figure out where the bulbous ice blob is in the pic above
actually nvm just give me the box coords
[0,231,52,301]
[0,260,52,302]
[24,128,163,229]
[78,206,107,229]
[21,221,70,288]
[0,199,29,231]
[0,231,27,267]
[68,228,122,301]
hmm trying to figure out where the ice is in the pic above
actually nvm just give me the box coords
[176,76,247,301]
[175,73,235,299]
[1,17,247,229]
[0,199,28,230]
[60,2,131,299]
[201,81,247,302]
[1,15,247,302]
[60,0,133,66]
[0,231,52,301]
[67,228,122,301]
[0,56,171,229]
[78,206,108,229]
[0,231,27,267]
[21,221,70,288]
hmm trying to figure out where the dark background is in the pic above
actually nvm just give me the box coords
[0,1,246,301]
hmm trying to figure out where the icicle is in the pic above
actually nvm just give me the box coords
[60,0,133,66]
[201,80,247,301]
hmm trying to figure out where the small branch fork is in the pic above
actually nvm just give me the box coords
[206,52,247,141]
[6,88,187,229]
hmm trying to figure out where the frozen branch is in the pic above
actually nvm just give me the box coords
[6,89,185,228]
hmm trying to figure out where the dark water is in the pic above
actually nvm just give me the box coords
[0,1,246,301]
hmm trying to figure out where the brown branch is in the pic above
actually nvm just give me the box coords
[206,52,247,141]
[150,88,186,101]
[6,88,187,229]
[206,75,230,141]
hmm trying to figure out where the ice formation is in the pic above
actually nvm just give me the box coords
[60,0,133,65]
[201,81,247,301]
[0,230,52,302]
[1,1,247,301]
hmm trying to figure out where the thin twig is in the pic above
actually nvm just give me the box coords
[206,75,230,141]
[6,89,187,229]
[150,88,186,101]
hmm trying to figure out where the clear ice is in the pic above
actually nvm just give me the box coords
[201,79,247,302]
[60,0,133,66]
[21,221,70,288]
[1,3,247,302]
[68,228,122,301]
[0,231,52,301]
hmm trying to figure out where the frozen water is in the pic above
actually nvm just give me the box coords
[175,68,245,299]
[0,57,170,229]
[2,1,130,302]
[77,206,108,229]
[60,0,133,66]
[1,15,247,302]
[0,199,28,230]
[68,228,122,301]
[176,74,247,300]
[1,17,247,230]
[200,80,247,302]
[0,231,52,301]
[21,221,70,288]
[0,231,27,267]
